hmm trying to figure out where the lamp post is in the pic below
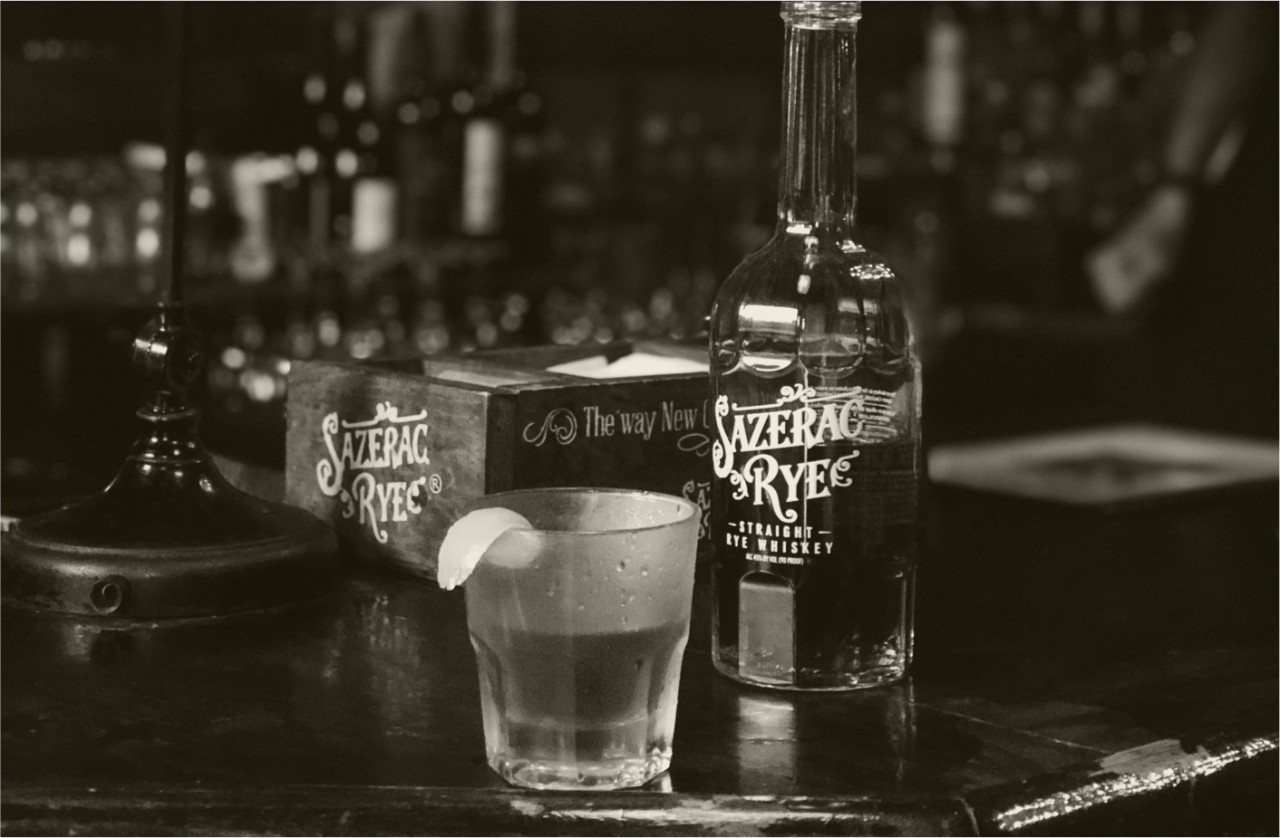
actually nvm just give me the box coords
[1,4,339,619]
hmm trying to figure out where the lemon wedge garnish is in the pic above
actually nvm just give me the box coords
[437,507,535,590]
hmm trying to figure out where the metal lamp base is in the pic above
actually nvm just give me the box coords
[1,408,338,620]
[2,14,339,622]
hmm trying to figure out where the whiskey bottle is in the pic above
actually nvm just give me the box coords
[708,1,921,690]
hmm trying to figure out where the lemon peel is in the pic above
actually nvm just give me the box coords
[437,507,535,590]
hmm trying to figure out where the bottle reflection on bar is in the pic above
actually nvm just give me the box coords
[733,693,799,793]
[733,681,916,795]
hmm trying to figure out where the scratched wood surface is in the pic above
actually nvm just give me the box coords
[2,477,1276,836]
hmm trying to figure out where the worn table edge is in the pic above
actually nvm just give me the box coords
[0,784,982,836]
[3,724,1276,837]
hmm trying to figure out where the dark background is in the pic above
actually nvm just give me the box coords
[3,2,1274,512]
[2,2,930,155]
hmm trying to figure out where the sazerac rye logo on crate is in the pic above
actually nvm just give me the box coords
[314,401,441,543]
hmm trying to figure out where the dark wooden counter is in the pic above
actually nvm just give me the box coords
[2,479,1276,836]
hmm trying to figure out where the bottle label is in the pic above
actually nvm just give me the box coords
[712,383,910,567]
[461,118,505,236]
[229,156,276,283]
[352,178,398,253]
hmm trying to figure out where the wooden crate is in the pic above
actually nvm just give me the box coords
[285,342,713,579]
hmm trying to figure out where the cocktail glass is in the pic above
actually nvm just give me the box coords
[462,487,699,791]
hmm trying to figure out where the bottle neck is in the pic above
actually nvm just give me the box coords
[488,1,518,90]
[777,16,859,234]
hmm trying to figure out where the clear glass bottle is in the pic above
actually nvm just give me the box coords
[329,13,372,247]
[297,5,339,256]
[709,1,920,691]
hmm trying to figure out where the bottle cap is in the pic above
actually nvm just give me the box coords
[781,1,862,29]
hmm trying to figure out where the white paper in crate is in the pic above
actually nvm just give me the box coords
[547,353,709,379]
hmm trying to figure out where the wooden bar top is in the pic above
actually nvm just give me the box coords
[2,480,1276,836]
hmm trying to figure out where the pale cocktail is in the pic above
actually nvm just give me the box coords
[454,488,698,790]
